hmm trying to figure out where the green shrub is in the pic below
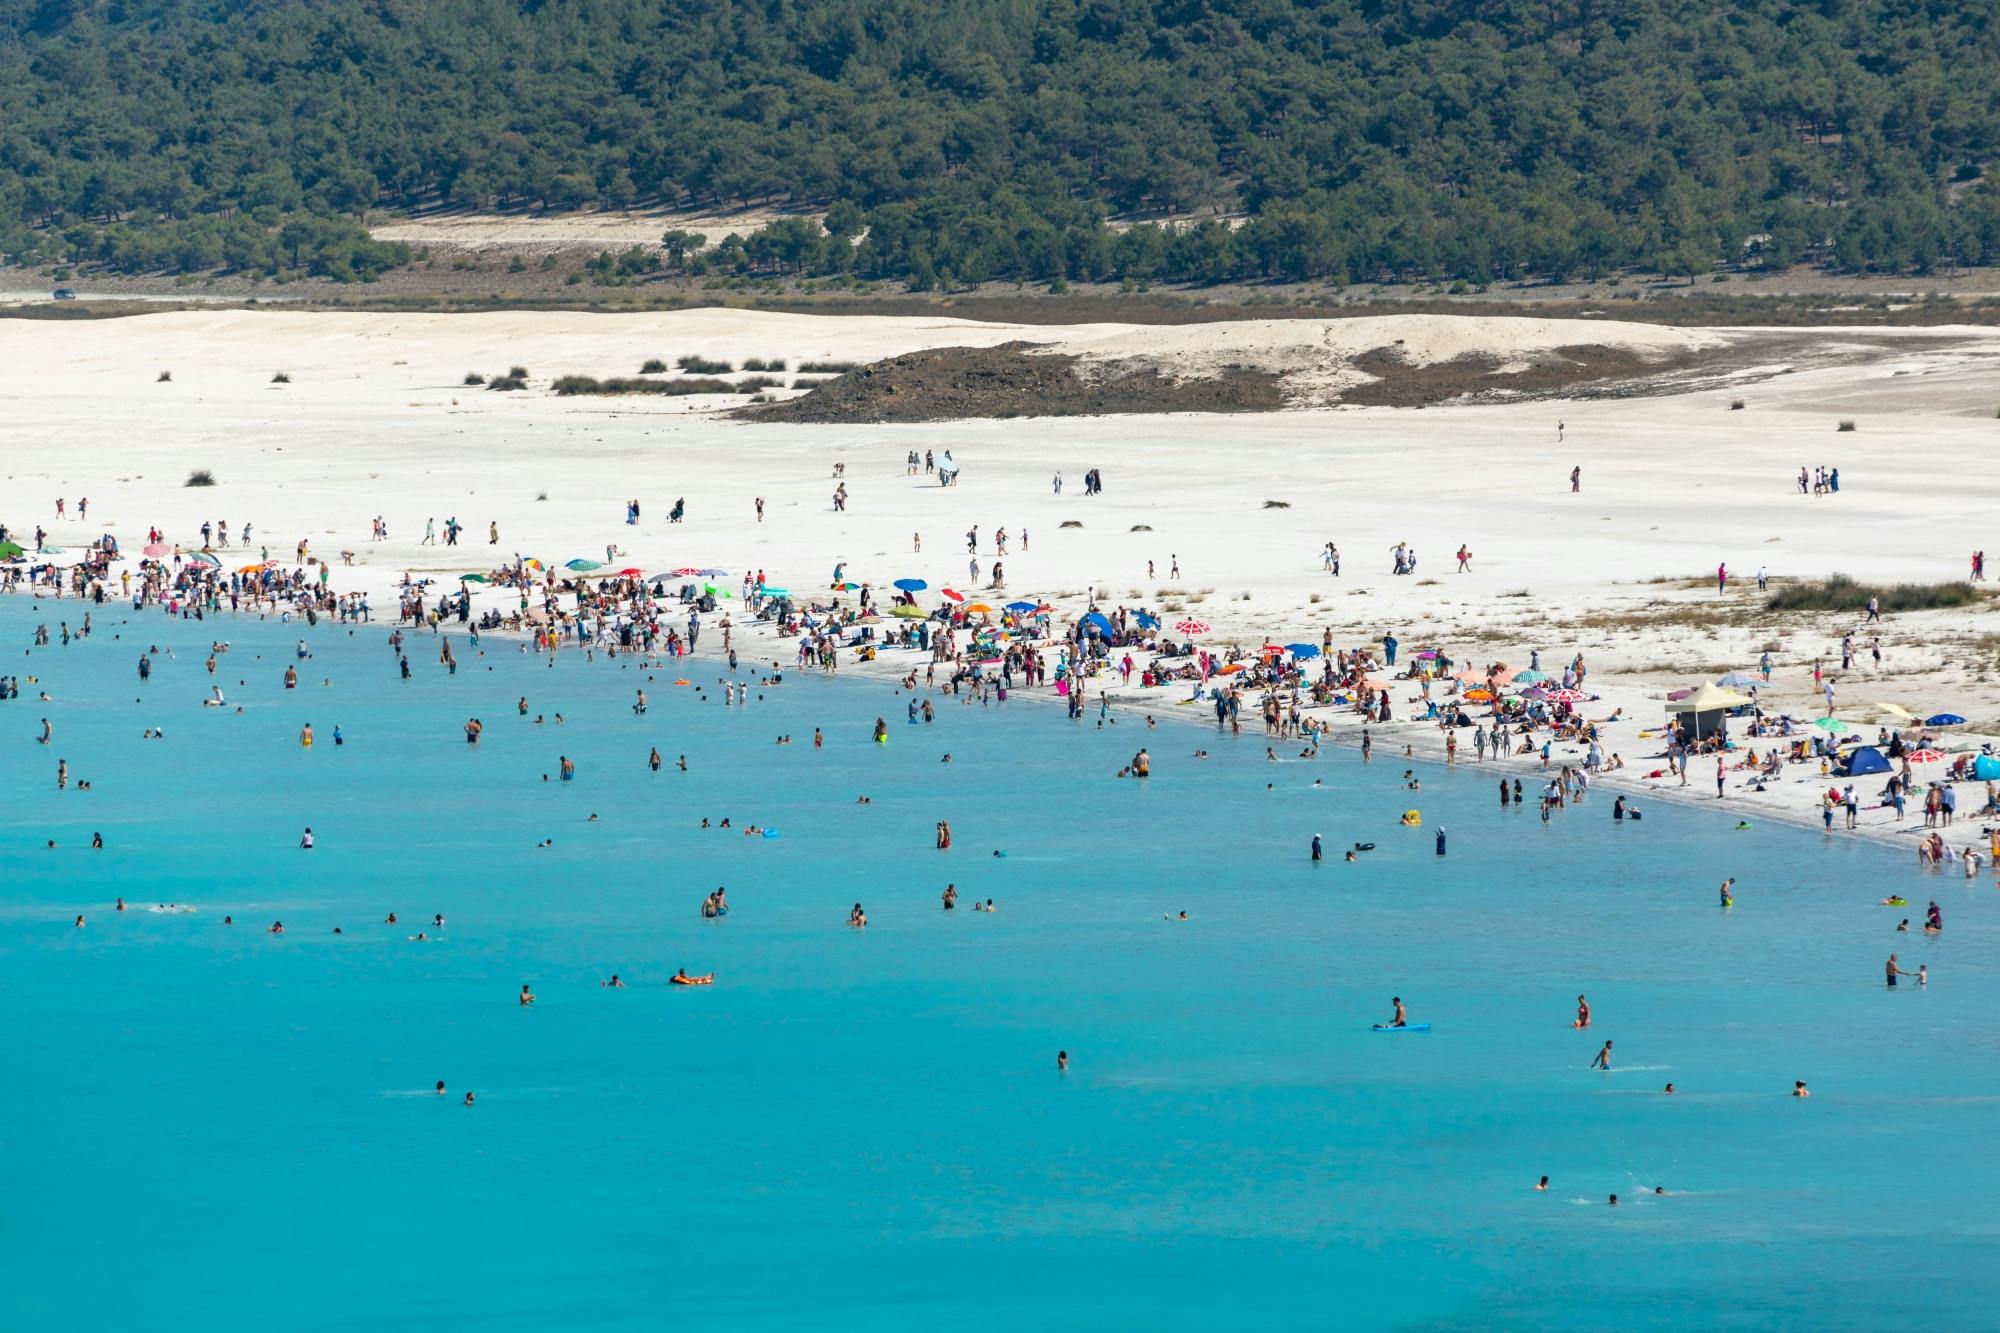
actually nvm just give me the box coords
[639,358,667,374]
[551,375,736,396]
[1766,574,1980,614]
[798,360,857,373]
[1837,419,1856,431]
[742,357,787,371]
[185,468,215,487]
[271,371,290,383]
[464,371,485,385]
[677,354,732,374]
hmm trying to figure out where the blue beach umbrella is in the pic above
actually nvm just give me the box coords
[893,578,927,592]
[756,585,789,597]
[565,559,603,571]
[1286,643,1322,658]
[1134,610,1160,629]
[1005,600,1038,613]
[1926,713,1966,726]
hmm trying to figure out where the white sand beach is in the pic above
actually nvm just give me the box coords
[5,307,1997,850]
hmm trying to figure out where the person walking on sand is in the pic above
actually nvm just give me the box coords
[1716,562,1728,593]
[1569,465,1580,493]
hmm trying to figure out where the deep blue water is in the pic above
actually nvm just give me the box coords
[2,601,1996,1330]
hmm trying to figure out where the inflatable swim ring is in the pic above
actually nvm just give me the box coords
[1400,811,1421,826]
[1353,842,1376,852]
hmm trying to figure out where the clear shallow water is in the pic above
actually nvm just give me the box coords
[2,602,1997,1330]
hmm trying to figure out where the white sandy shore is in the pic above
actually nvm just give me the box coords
[4,307,1997,859]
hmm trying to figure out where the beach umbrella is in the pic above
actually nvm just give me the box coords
[1665,687,1694,702]
[1286,643,1322,659]
[1926,713,1966,726]
[941,588,965,602]
[1974,755,2000,780]
[1465,688,1494,703]
[1906,749,1945,763]
[460,573,490,583]
[894,578,928,592]
[1218,663,1246,674]
[963,602,995,614]
[1544,688,1588,705]
[236,562,267,575]
[615,567,643,578]
[1175,619,1210,635]
[698,568,728,577]
[671,567,703,577]
[1715,671,1764,688]
[1413,648,1440,659]
[564,559,603,571]
[1005,600,1039,613]
[756,585,789,597]
[0,540,22,559]
[186,552,219,567]
[1134,611,1160,629]
[144,541,172,557]
[1813,717,1850,733]
[833,581,860,591]
[891,604,926,618]
[1510,669,1550,685]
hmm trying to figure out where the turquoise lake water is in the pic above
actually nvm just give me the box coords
[3,601,1997,1330]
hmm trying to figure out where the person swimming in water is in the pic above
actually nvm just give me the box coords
[1591,1040,1613,1070]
